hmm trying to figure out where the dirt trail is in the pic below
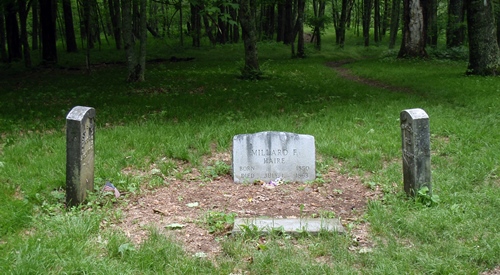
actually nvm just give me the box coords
[326,60,414,94]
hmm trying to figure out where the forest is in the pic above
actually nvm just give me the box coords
[1,1,500,274]
[1,0,500,78]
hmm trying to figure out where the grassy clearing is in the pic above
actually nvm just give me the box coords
[1,33,499,274]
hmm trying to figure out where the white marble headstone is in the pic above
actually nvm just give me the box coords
[232,131,315,183]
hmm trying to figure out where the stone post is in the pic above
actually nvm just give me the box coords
[400,108,431,196]
[66,106,95,206]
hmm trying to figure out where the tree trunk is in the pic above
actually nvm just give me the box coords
[425,0,438,47]
[62,0,78,52]
[389,0,401,48]
[239,0,260,79]
[381,0,389,35]
[294,0,306,56]
[178,0,183,46]
[374,0,381,42]
[446,0,465,47]
[283,0,293,44]
[18,0,31,67]
[138,0,147,81]
[262,2,275,40]
[5,2,22,61]
[32,0,39,50]
[277,2,285,42]
[123,0,147,82]
[340,0,351,47]
[466,0,500,75]
[190,3,201,47]
[40,0,58,64]
[362,0,372,46]
[108,0,122,49]
[123,0,136,80]
[398,0,427,58]
[0,9,7,62]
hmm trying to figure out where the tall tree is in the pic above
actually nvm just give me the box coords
[446,0,465,47]
[239,0,260,79]
[123,0,148,81]
[292,0,306,56]
[425,0,438,47]
[388,0,401,48]
[40,0,58,64]
[362,0,372,46]
[62,0,78,52]
[398,0,427,58]
[190,3,201,47]
[311,0,326,50]
[333,0,352,47]
[108,0,122,49]
[18,0,31,67]
[374,0,381,42]
[31,0,38,50]
[0,6,8,62]
[466,0,500,75]
[5,2,22,61]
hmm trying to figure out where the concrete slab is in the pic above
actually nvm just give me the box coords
[232,218,345,236]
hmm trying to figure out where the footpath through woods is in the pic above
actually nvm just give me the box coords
[327,61,414,94]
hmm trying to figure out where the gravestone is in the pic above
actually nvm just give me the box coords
[66,106,95,206]
[400,108,431,196]
[232,131,315,183]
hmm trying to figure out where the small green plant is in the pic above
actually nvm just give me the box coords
[416,186,440,207]
[200,160,231,180]
[238,223,260,239]
[204,211,236,235]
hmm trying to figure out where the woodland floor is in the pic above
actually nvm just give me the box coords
[107,62,386,259]
[106,61,500,273]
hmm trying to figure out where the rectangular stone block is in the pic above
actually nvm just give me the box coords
[66,106,95,206]
[232,218,345,235]
[232,131,315,183]
[400,108,431,196]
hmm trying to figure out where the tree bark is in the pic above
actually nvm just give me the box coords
[425,0,438,47]
[374,0,381,42]
[277,2,285,42]
[62,0,78,52]
[5,2,22,61]
[398,0,427,58]
[0,9,7,62]
[31,0,39,50]
[123,0,147,82]
[190,3,201,47]
[108,0,122,49]
[40,0,58,64]
[466,0,500,75]
[362,0,372,46]
[446,0,465,47]
[294,0,306,56]
[123,0,136,80]
[239,0,260,79]
[18,0,31,67]
[389,0,401,48]
[283,0,293,44]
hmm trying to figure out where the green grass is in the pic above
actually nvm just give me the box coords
[1,32,499,274]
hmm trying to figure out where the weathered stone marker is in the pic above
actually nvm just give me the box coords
[66,106,95,206]
[400,108,431,196]
[232,131,315,183]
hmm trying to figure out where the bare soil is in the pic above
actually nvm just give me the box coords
[110,152,381,258]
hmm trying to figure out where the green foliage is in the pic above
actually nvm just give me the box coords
[415,186,440,207]
[1,31,500,274]
[204,211,236,235]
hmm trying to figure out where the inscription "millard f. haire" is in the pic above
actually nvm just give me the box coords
[232,131,315,183]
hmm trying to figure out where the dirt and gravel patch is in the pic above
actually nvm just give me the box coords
[108,152,381,258]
